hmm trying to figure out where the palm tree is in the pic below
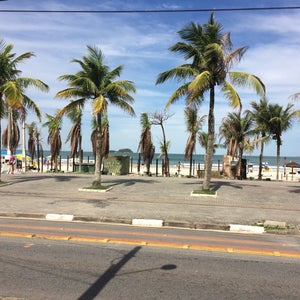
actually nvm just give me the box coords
[56,45,136,186]
[156,13,265,190]
[221,112,253,179]
[138,112,155,176]
[27,121,37,167]
[268,103,299,180]
[0,40,48,174]
[43,113,62,172]
[184,106,206,177]
[64,102,83,172]
[247,98,271,180]
[0,39,35,178]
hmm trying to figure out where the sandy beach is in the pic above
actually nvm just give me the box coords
[2,157,300,182]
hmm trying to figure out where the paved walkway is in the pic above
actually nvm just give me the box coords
[0,172,299,233]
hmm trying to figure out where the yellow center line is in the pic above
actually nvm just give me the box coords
[1,230,300,259]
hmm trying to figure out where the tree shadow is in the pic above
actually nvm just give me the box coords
[77,246,142,300]
[77,246,177,300]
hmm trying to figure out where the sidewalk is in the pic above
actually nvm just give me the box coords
[0,172,299,234]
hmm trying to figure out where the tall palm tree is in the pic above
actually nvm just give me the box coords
[64,102,83,172]
[56,45,136,186]
[0,40,48,174]
[268,103,299,180]
[184,106,206,177]
[247,98,271,180]
[138,112,155,176]
[156,13,265,190]
[43,113,62,172]
[0,39,35,178]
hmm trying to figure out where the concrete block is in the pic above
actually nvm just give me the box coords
[132,218,163,227]
[229,224,265,234]
[45,214,74,222]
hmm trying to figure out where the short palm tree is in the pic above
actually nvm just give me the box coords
[268,103,299,180]
[91,113,110,161]
[247,98,271,180]
[56,45,136,186]
[184,106,206,177]
[64,102,83,172]
[138,112,155,176]
[221,112,253,179]
[43,113,62,171]
[156,13,265,190]
[27,121,37,161]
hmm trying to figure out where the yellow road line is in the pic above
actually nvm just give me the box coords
[1,231,300,259]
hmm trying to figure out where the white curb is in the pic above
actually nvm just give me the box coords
[132,219,163,227]
[45,214,74,222]
[229,224,265,234]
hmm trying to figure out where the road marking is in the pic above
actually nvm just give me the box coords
[1,231,300,259]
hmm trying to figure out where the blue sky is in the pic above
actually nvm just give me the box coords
[1,0,300,156]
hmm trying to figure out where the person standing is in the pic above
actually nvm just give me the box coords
[9,154,15,175]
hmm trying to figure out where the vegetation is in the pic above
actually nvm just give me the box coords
[192,189,216,195]
[0,39,48,176]
[138,112,155,176]
[65,101,83,172]
[184,107,206,177]
[55,45,136,186]
[43,113,62,171]
[1,19,299,185]
[150,110,173,177]
[156,13,265,190]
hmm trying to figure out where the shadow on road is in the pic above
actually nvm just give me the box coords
[77,246,142,300]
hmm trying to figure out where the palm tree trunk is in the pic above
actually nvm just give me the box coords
[7,107,12,155]
[161,123,170,177]
[21,117,26,173]
[203,85,215,190]
[93,113,102,186]
[189,153,193,177]
[238,146,243,180]
[258,140,264,180]
[276,140,280,181]
[78,134,82,173]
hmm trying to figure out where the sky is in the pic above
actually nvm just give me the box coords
[1,0,300,157]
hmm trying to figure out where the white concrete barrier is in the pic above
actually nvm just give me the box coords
[132,219,163,227]
[229,224,265,234]
[45,214,74,222]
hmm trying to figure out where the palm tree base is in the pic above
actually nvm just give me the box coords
[92,179,102,187]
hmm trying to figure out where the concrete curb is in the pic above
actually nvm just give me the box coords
[0,212,298,235]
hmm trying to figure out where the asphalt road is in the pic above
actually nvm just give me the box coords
[1,218,300,258]
[1,233,299,300]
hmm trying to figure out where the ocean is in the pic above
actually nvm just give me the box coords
[41,150,300,169]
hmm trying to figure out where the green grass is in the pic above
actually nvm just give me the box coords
[192,189,216,195]
[83,185,109,190]
[0,180,7,185]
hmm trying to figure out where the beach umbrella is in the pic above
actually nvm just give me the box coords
[285,161,300,168]
[285,161,300,180]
